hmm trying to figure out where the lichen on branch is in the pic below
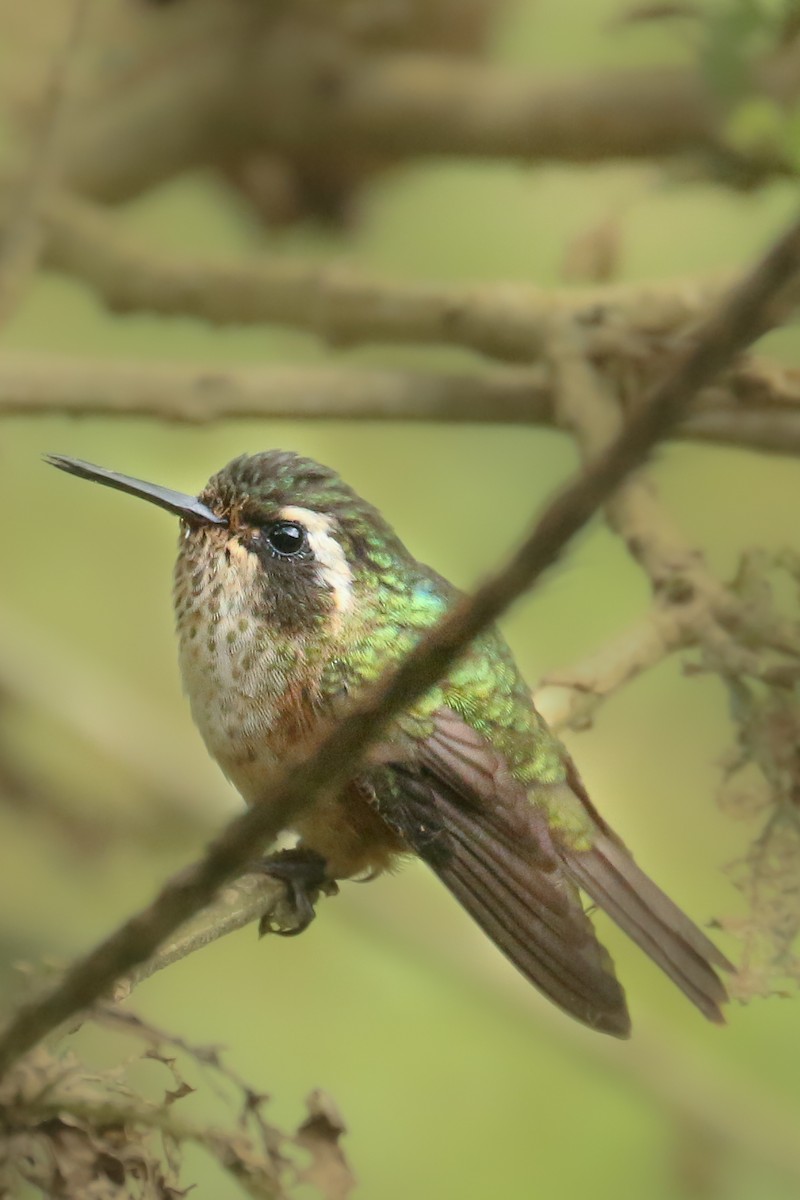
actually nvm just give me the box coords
[0,1003,354,1200]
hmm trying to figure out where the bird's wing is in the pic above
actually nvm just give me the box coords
[365,706,632,1037]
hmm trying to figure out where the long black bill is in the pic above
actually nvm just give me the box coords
[44,454,227,526]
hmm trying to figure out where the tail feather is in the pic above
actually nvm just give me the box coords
[371,706,731,1032]
[563,833,731,1023]
[433,800,632,1037]
[445,825,613,1007]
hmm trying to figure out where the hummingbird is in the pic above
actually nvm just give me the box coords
[46,449,731,1036]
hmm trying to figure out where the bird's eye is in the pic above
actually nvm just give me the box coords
[264,520,308,558]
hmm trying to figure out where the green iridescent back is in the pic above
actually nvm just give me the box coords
[208,450,569,793]
[326,559,568,790]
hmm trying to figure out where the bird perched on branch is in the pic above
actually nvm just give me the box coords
[47,449,731,1036]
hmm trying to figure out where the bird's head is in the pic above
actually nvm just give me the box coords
[46,450,410,633]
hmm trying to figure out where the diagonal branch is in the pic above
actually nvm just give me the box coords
[533,608,687,732]
[114,873,288,1001]
[1,207,799,1078]
[550,323,728,600]
[544,318,798,728]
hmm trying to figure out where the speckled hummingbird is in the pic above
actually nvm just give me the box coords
[46,449,731,1036]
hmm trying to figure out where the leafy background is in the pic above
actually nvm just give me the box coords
[2,0,800,1197]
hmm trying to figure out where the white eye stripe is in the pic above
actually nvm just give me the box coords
[278,505,354,613]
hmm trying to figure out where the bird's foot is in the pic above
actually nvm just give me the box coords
[253,848,338,937]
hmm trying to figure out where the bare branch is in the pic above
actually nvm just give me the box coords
[550,324,729,601]
[1,0,782,208]
[115,873,288,999]
[2,6,792,214]
[0,207,799,1078]
[0,353,551,424]
[93,835,800,1185]
[534,609,686,731]
[4,350,800,459]
[249,55,719,165]
[18,189,795,374]
[0,184,733,360]
[533,324,736,742]
[712,356,800,410]
[543,312,800,741]
[682,406,800,457]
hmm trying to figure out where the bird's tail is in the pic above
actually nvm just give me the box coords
[555,766,732,1023]
[423,790,633,1037]
[562,833,731,1022]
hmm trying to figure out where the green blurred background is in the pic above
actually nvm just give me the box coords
[2,0,800,1197]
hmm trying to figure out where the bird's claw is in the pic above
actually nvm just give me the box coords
[253,848,337,937]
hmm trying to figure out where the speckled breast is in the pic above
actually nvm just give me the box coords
[173,532,315,804]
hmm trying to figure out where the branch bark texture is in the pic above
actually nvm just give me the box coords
[43,188,730,356]
[5,353,800,457]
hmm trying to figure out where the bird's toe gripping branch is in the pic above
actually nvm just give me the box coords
[253,847,339,937]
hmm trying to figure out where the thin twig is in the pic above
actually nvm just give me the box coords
[537,341,738,728]
[0,209,799,1078]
